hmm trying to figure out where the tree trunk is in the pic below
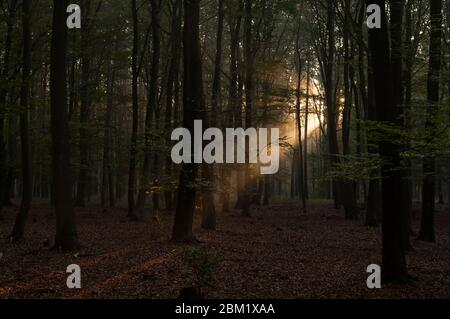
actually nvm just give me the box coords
[202,0,224,230]
[242,0,253,217]
[172,0,203,242]
[128,0,140,220]
[365,59,381,226]
[135,0,161,219]
[341,0,359,219]
[0,1,17,219]
[76,0,93,207]
[102,66,115,208]
[389,0,412,251]
[223,3,242,213]
[403,0,414,235]
[304,60,310,200]
[11,0,32,240]
[234,17,246,211]
[295,43,306,213]
[324,2,341,209]
[164,0,182,212]
[4,115,16,206]
[367,0,408,283]
[50,0,79,250]
[419,0,443,242]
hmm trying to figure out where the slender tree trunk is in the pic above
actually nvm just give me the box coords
[359,0,375,222]
[50,0,79,250]
[324,2,341,209]
[4,115,16,206]
[366,58,381,226]
[403,0,414,235]
[291,150,299,198]
[234,16,246,211]
[419,0,443,242]
[223,5,242,213]
[0,1,17,219]
[11,0,32,240]
[76,0,93,207]
[172,0,203,242]
[341,0,359,219]
[128,0,140,220]
[242,0,253,217]
[295,43,306,213]
[304,60,310,200]
[135,0,161,219]
[164,0,182,212]
[102,67,115,207]
[202,0,224,230]
[352,59,363,203]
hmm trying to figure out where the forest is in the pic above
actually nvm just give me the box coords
[0,0,449,299]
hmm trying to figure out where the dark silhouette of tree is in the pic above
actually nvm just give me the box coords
[172,0,203,242]
[0,0,18,220]
[389,0,412,251]
[10,0,32,241]
[50,0,79,250]
[366,0,408,283]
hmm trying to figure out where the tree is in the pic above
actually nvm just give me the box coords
[400,0,417,235]
[135,0,162,218]
[10,0,32,241]
[201,0,224,230]
[233,1,245,211]
[294,31,306,213]
[172,0,203,242]
[76,0,93,207]
[340,0,359,219]
[242,0,254,217]
[313,1,342,209]
[0,0,18,220]
[50,0,79,250]
[128,0,140,220]
[366,0,408,282]
[222,1,243,213]
[418,0,443,242]
[389,0,413,251]
[102,62,116,208]
[304,59,310,200]
[164,0,182,212]
[365,13,381,226]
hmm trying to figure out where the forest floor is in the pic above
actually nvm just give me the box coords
[0,200,449,299]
